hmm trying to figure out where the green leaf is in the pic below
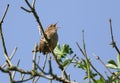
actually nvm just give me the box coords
[107,60,117,69]
[61,44,73,55]
[107,55,120,71]
[62,59,71,67]
[54,44,73,59]
[95,77,105,83]
[106,64,117,69]
[107,60,117,66]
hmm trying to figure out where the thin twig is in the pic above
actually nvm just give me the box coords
[48,56,52,75]
[20,73,25,83]
[93,54,120,81]
[62,55,76,80]
[32,44,38,70]
[33,60,49,75]
[32,0,36,8]
[32,77,35,83]
[9,72,14,83]
[2,47,17,68]
[14,76,34,83]
[33,77,40,83]
[33,56,41,83]
[51,50,68,79]
[82,30,91,83]
[0,66,9,73]
[21,7,32,12]
[0,4,9,24]
[25,0,32,9]
[12,59,20,79]
[37,56,40,64]
[48,56,53,83]
[64,54,76,71]
[109,19,120,55]
[82,30,87,56]
[76,30,105,82]
[10,47,18,59]
[105,71,110,81]
[76,42,105,80]
[0,4,12,67]
[21,0,47,41]
[42,55,48,70]
[32,46,40,83]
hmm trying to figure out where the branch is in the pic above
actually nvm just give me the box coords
[21,7,32,12]
[76,31,105,81]
[64,54,76,71]
[32,44,38,70]
[0,65,76,83]
[0,4,12,67]
[109,19,120,55]
[93,54,120,81]
[21,0,48,41]
[12,59,20,79]
[0,4,9,24]
[51,50,68,79]
[76,42,105,80]
[32,0,36,8]
[9,72,14,83]
[2,47,17,68]
[48,56,52,75]
[48,56,53,83]
[33,60,49,75]
[33,56,41,83]
[20,74,25,82]
[14,76,34,83]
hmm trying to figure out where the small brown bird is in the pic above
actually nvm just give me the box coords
[38,23,58,54]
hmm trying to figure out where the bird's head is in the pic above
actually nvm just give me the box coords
[46,23,59,33]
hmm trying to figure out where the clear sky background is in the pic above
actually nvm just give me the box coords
[0,0,120,83]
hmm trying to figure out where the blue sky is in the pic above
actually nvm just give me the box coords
[0,0,120,83]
